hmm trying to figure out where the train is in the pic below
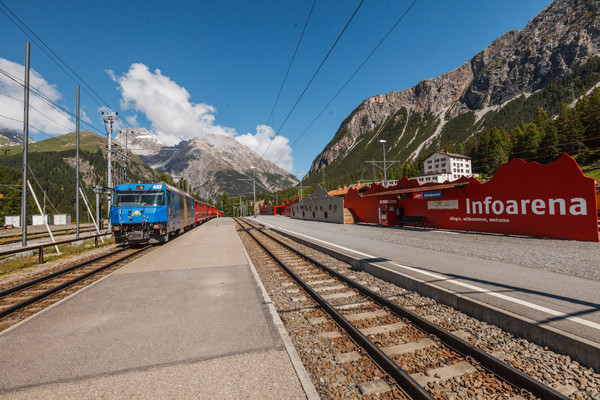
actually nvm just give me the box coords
[110,182,221,244]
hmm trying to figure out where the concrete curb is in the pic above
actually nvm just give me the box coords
[272,227,600,372]
[235,229,320,400]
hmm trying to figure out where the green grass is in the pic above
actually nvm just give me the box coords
[0,236,115,282]
[0,130,106,155]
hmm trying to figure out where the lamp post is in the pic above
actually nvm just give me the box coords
[298,173,303,200]
[379,139,387,186]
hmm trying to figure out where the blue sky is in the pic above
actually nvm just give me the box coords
[0,0,551,176]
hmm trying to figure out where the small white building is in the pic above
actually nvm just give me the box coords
[32,214,51,226]
[420,151,474,182]
[4,216,21,227]
[415,173,454,185]
[53,214,71,225]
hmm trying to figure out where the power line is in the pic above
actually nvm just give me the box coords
[0,68,106,136]
[0,0,111,109]
[0,113,55,139]
[265,0,317,128]
[256,0,317,157]
[275,0,419,165]
[0,90,74,132]
[261,0,366,158]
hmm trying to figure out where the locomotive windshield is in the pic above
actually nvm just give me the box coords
[114,190,165,207]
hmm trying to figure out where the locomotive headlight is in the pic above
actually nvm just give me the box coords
[112,226,121,232]
[153,224,161,229]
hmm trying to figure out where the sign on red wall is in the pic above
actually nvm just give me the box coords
[344,155,599,242]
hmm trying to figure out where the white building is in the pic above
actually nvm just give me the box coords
[416,151,475,183]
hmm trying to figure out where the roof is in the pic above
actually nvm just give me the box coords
[423,151,472,161]
[328,183,369,197]
[362,181,470,197]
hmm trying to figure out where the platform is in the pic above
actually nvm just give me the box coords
[0,218,311,399]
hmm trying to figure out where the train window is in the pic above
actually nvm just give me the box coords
[140,192,165,206]
[114,190,166,206]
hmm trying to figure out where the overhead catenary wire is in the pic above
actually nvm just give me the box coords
[255,0,317,159]
[0,1,140,145]
[0,113,52,139]
[0,0,111,109]
[261,0,366,159]
[0,90,75,132]
[0,68,106,136]
[265,0,317,128]
[273,0,419,166]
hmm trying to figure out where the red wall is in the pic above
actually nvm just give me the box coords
[343,155,599,242]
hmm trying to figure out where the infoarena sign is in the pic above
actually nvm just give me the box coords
[344,154,599,242]
[465,197,587,216]
[424,155,598,242]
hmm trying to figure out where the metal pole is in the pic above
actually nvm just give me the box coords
[95,186,101,231]
[76,85,80,239]
[107,120,112,190]
[252,167,256,216]
[382,141,387,186]
[102,112,116,229]
[80,187,104,242]
[124,129,128,183]
[28,180,59,254]
[21,42,30,247]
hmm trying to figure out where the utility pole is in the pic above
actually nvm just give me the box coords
[21,42,30,247]
[366,139,400,187]
[250,166,256,216]
[76,85,80,239]
[102,111,118,190]
[123,129,128,183]
[380,140,387,186]
[94,185,102,230]
[102,111,117,228]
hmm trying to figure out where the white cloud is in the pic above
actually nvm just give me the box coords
[0,57,74,134]
[114,63,294,172]
[115,63,235,143]
[236,125,294,172]
[125,114,138,127]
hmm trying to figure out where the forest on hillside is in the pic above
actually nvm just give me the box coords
[445,86,600,177]
[0,149,175,225]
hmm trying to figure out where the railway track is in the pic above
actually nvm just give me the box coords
[0,244,155,332]
[236,217,573,400]
[0,227,98,245]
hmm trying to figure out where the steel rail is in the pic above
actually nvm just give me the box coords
[0,227,96,244]
[240,221,435,400]
[246,219,570,400]
[0,246,131,298]
[0,245,151,319]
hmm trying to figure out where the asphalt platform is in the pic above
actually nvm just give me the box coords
[0,218,313,399]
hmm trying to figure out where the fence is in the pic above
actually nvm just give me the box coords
[0,232,113,264]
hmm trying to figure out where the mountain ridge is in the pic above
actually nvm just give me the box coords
[307,0,600,180]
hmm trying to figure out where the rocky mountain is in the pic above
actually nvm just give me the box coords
[0,128,35,146]
[114,128,165,155]
[307,0,600,181]
[140,133,298,200]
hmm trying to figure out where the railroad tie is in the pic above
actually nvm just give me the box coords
[410,361,478,386]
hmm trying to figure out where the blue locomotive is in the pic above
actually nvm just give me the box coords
[110,182,216,244]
